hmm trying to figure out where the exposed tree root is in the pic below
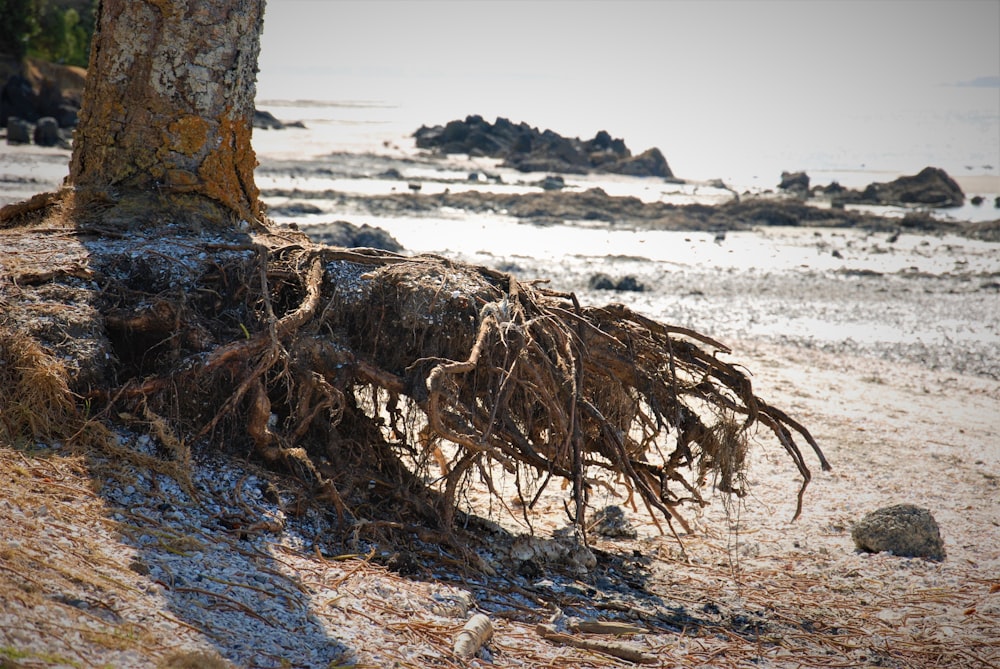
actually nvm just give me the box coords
[0,206,829,548]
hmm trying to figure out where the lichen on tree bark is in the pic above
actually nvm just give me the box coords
[68,0,266,222]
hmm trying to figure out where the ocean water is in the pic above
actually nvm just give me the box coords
[254,2,1000,203]
[253,86,1000,193]
[251,95,1000,224]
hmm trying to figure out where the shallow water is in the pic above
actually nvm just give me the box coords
[253,125,998,380]
[252,97,1000,223]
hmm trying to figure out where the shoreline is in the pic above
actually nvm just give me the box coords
[4,138,1000,225]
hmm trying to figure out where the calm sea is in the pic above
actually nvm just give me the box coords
[252,87,1000,223]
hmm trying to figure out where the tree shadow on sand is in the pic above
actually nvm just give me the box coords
[89,439,353,668]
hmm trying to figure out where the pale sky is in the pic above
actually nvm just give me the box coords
[255,1,1000,179]
[258,0,1000,98]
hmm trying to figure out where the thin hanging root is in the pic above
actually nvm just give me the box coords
[306,251,830,533]
[49,237,826,539]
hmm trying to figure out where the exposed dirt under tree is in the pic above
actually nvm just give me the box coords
[1,191,828,556]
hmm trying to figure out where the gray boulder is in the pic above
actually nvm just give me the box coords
[253,109,286,130]
[779,170,810,193]
[851,504,945,561]
[605,147,674,178]
[33,116,61,147]
[6,117,32,144]
[540,175,565,191]
[302,220,403,253]
[847,167,965,208]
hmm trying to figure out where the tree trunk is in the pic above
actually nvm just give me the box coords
[67,0,266,223]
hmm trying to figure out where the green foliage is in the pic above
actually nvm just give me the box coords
[0,0,37,59]
[0,0,96,66]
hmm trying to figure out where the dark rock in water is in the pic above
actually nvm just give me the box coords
[303,220,404,253]
[970,195,984,206]
[589,273,617,290]
[414,115,673,177]
[1,75,38,125]
[779,171,810,193]
[614,275,645,292]
[36,80,77,127]
[33,116,60,147]
[589,273,646,292]
[848,167,964,208]
[731,200,805,226]
[994,195,1000,209]
[851,503,945,561]
[898,211,942,231]
[5,117,31,144]
[269,201,323,216]
[254,109,287,130]
[604,147,672,178]
[540,175,565,190]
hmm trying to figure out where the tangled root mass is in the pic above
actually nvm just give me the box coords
[0,217,829,539]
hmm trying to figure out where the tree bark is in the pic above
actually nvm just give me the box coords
[67,0,266,223]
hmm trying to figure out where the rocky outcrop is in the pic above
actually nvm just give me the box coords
[1,73,80,129]
[836,167,965,208]
[261,183,1000,241]
[589,273,646,292]
[779,170,810,194]
[300,220,403,253]
[604,148,672,178]
[414,115,673,178]
[252,109,308,130]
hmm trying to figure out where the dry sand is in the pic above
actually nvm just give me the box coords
[1,336,997,668]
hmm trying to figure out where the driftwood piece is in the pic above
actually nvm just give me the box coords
[568,619,649,635]
[537,623,657,664]
[453,613,493,660]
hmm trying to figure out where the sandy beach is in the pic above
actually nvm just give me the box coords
[3,0,999,663]
[2,139,999,667]
[1,333,996,667]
